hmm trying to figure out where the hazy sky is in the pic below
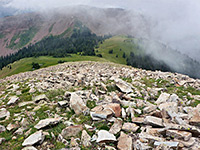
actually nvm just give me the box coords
[1,0,200,61]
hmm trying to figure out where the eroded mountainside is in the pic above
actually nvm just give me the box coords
[0,6,145,56]
[0,62,200,149]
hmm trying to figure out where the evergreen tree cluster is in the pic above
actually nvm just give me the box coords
[126,52,171,72]
[0,25,107,70]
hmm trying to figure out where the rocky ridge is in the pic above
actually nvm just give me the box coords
[0,61,200,150]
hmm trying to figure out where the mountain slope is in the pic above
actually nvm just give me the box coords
[1,35,200,79]
[0,5,151,56]
[0,61,200,149]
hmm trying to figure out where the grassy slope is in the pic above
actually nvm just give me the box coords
[96,35,142,64]
[0,35,139,78]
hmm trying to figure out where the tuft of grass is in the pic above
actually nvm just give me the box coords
[86,100,96,109]
[46,89,65,101]
[94,121,110,130]
[121,77,132,83]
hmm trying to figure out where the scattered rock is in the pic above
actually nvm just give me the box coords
[117,132,132,150]
[34,117,62,129]
[19,101,34,107]
[0,125,6,133]
[61,125,83,139]
[96,130,117,143]
[166,130,192,141]
[6,123,18,131]
[155,93,170,105]
[122,122,139,132]
[144,116,164,127]
[189,109,200,126]
[90,108,113,120]
[115,79,133,94]
[58,101,68,107]
[154,141,179,148]
[7,96,19,105]
[33,94,48,103]
[0,138,5,145]
[81,130,91,147]
[104,103,121,117]
[0,108,10,120]
[22,130,45,146]
[70,93,88,115]
[109,119,123,134]
[22,146,38,150]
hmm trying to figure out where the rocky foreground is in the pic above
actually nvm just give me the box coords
[0,61,200,150]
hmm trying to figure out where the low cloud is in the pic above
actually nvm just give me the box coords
[1,0,200,62]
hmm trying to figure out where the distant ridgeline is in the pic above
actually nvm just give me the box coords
[0,22,200,79]
[0,23,110,70]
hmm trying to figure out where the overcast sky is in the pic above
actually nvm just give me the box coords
[1,0,200,61]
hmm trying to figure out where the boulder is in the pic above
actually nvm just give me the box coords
[34,117,62,129]
[22,130,44,146]
[70,93,88,115]
[96,130,116,143]
[117,132,133,150]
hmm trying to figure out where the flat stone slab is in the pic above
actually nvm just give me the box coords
[61,125,83,139]
[34,118,62,129]
[155,93,170,105]
[166,130,192,141]
[97,130,116,143]
[115,79,133,94]
[117,132,133,150]
[144,116,164,127]
[154,141,179,148]
[7,96,19,105]
[33,94,48,103]
[0,108,10,120]
[122,122,139,132]
[22,130,44,146]
[22,146,38,150]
